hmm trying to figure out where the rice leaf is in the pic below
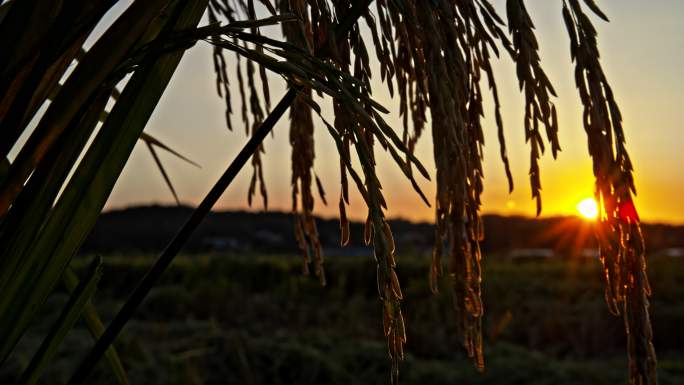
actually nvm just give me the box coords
[145,141,181,205]
[0,0,205,364]
[17,257,102,385]
[0,90,110,313]
[63,267,131,385]
[0,0,173,218]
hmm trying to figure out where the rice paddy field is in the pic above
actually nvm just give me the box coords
[3,254,683,385]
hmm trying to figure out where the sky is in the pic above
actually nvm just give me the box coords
[102,1,684,224]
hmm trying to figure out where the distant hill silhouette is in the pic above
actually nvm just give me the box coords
[81,205,684,256]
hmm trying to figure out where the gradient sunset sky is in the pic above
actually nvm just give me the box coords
[103,0,684,224]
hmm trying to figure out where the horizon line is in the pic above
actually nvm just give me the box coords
[101,203,684,227]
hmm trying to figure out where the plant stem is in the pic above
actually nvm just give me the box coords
[67,2,372,382]
[66,86,299,385]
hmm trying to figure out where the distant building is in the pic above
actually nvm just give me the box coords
[253,229,284,245]
[662,248,684,258]
[202,237,246,252]
[508,248,554,261]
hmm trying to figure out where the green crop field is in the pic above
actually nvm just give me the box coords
[2,254,682,385]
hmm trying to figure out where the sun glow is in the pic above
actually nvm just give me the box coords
[577,197,599,220]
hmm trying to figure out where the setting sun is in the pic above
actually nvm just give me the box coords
[577,197,599,220]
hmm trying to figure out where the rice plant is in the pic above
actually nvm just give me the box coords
[0,1,656,384]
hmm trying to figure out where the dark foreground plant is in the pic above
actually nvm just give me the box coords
[0,1,656,385]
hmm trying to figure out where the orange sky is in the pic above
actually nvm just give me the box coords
[100,1,684,224]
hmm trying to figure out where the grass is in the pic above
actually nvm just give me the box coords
[2,254,681,385]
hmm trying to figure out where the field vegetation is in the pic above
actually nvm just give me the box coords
[0,0,662,383]
[3,254,682,385]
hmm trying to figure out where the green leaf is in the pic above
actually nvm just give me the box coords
[63,267,130,385]
[140,132,201,204]
[0,90,110,313]
[0,0,206,364]
[145,141,181,205]
[46,84,201,197]
[17,257,102,385]
[140,132,200,168]
[0,0,173,218]
[0,2,115,160]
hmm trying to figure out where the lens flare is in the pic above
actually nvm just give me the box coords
[577,197,599,220]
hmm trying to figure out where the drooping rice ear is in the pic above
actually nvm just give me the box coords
[207,4,234,131]
[197,2,653,384]
[506,0,560,214]
[562,1,657,383]
[282,0,325,285]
